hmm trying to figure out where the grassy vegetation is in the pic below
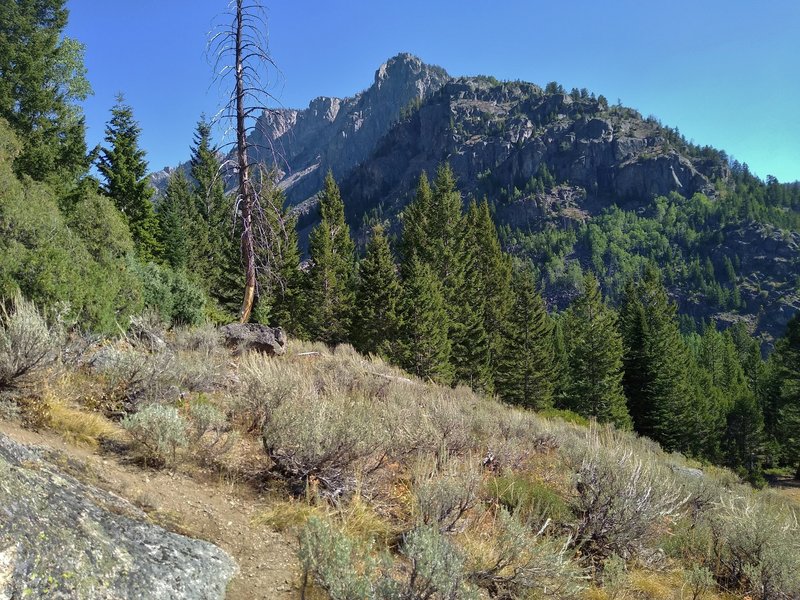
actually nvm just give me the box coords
[0,304,798,599]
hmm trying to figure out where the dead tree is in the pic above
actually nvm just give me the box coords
[210,0,288,323]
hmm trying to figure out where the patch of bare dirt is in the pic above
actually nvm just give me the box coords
[0,420,300,599]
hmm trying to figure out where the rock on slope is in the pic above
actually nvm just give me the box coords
[0,433,237,599]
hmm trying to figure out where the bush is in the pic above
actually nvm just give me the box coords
[0,296,60,392]
[131,261,206,326]
[185,398,237,464]
[708,492,800,599]
[488,473,573,527]
[121,403,188,466]
[92,346,177,413]
[298,519,478,600]
[466,509,585,599]
[263,389,382,497]
[572,432,687,564]
[298,517,377,600]
[413,456,481,534]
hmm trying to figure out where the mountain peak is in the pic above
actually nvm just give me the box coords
[374,53,449,88]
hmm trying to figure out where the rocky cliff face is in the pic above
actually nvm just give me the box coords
[0,434,237,599]
[337,77,726,222]
[249,53,450,210]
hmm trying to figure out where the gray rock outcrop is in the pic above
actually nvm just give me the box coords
[0,434,237,599]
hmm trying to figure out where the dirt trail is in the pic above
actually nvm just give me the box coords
[0,421,300,599]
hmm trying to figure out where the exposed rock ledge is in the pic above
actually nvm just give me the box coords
[0,434,237,599]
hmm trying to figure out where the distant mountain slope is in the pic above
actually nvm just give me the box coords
[151,53,799,342]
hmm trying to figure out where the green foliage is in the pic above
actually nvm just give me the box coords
[489,473,573,526]
[0,296,60,391]
[561,275,631,429]
[770,313,800,477]
[130,261,206,326]
[619,268,695,452]
[189,117,241,316]
[304,171,356,344]
[97,95,161,262]
[0,121,143,331]
[496,266,555,409]
[396,256,453,384]
[121,404,188,467]
[352,224,402,359]
[0,0,91,183]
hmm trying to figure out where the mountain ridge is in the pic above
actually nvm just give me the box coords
[150,53,799,343]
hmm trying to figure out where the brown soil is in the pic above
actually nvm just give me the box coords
[0,420,301,599]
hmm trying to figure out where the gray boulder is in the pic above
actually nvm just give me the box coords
[220,323,286,355]
[0,434,237,599]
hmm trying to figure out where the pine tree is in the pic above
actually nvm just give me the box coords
[188,116,239,313]
[157,170,191,270]
[495,267,555,409]
[771,314,800,478]
[352,224,403,358]
[619,267,695,452]
[724,392,765,484]
[0,0,91,183]
[304,171,356,344]
[97,95,161,262]
[400,172,432,273]
[562,274,631,428]
[261,185,304,335]
[396,256,453,384]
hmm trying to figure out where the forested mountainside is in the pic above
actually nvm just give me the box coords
[178,52,798,343]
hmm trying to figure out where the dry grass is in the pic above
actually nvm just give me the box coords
[46,400,123,449]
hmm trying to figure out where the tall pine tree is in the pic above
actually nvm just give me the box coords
[495,267,555,409]
[562,274,631,429]
[189,116,240,314]
[352,223,403,359]
[396,256,453,384]
[0,0,91,183]
[97,95,160,262]
[157,169,191,270]
[303,171,356,345]
[771,314,800,478]
[619,267,695,452]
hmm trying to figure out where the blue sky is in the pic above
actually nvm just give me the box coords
[65,0,800,182]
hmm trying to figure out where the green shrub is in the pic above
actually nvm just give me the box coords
[185,398,237,464]
[709,492,800,599]
[467,509,585,599]
[413,456,481,533]
[538,407,590,427]
[572,432,687,563]
[0,296,61,392]
[121,403,188,466]
[131,261,206,326]
[488,473,573,526]
[298,517,377,600]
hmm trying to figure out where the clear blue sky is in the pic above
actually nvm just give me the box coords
[65,0,800,182]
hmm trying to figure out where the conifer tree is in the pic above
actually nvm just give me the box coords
[0,0,91,183]
[465,200,514,390]
[400,172,432,273]
[188,117,240,315]
[562,274,631,428]
[352,224,403,358]
[619,267,695,452]
[157,170,191,270]
[261,185,304,335]
[396,256,453,384]
[97,95,161,262]
[771,314,800,478]
[304,171,356,344]
[495,267,555,409]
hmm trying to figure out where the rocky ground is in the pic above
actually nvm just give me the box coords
[0,421,299,599]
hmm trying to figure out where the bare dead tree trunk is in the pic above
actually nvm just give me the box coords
[234,0,256,323]
[210,0,289,324]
